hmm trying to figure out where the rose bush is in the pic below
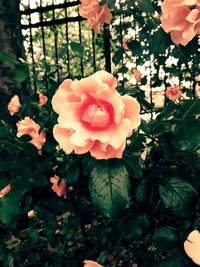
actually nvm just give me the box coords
[52,70,141,160]
[0,0,199,266]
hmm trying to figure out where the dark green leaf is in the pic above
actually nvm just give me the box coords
[15,63,29,82]
[153,226,179,251]
[70,42,84,58]
[90,160,130,218]
[159,177,197,217]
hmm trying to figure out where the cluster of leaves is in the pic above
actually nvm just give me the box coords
[0,0,200,267]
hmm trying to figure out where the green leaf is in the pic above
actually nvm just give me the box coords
[15,63,29,82]
[136,0,154,13]
[153,226,179,251]
[118,212,149,239]
[176,99,200,118]
[89,160,130,218]
[66,161,80,185]
[0,50,17,65]
[150,29,169,55]
[159,177,197,217]
[173,117,200,151]
[0,195,19,226]
[70,41,84,58]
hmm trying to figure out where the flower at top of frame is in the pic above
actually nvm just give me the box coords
[51,70,141,160]
[7,95,21,116]
[122,36,129,50]
[166,85,182,101]
[38,92,48,107]
[0,184,11,198]
[184,230,200,265]
[133,69,142,83]
[84,260,103,267]
[79,0,112,33]
[160,0,200,46]
[16,117,46,150]
[50,175,67,199]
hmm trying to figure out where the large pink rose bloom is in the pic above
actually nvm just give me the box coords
[16,117,46,150]
[52,70,141,160]
[160,0,200,45]
[184,230,200,265]
[7,95,21,116]
[84,260,103,267]
[79,0,112,33]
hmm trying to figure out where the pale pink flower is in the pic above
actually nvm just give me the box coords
[7,95,21,116]
[0,184,11,198]
[79,0,112,33]
[52,70,141,160]
[184,230,200,265]
[166,85,182,101]
[122,37,129,50]
[133,69,142,83]
[16,117,46,150]
[50,175,67,199]
[38,92,48,107]
[160,0,200,45]
[84,260,103,267]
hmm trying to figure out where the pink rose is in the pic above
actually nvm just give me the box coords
[50,175,67,199]
[16,117,46,150]
[79,0,112,33]
[184,230,200,265]
[133,69,142,83]
[0,184,11,198]
[52,70,141,160]
[84,260,103,267]
[160,0,200,45]
[38,92,48,107]
[7,95,21,116]
[166,85,182,101]
[122,37,129,50]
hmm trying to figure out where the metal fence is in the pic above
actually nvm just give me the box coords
[19,0,200,119]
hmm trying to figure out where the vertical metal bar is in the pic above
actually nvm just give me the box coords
[119,15,125,93]
[28,0,37,93]
[92,31,96,73]
[64,0,70,78]
[103,24,111,73]
[150,54,154,119]
[78,20,84,77]
[40,0,49,92]
[52,0,60,84]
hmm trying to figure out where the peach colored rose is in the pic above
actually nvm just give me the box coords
[16,117,46,150]
[84,260,103,267]
[133,69,142,83]
[166,85,182,101]
[160,0,200,46]
[50,175,67,199]
[52,70,141,160]
[0,184,11,198]
[184,230,200,265]
[7,95,21,116]
[79,0,112,33]
[122,37,129,50]
[38,92,48,107]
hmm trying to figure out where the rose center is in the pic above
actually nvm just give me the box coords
[171,89,178,95]
[81,103,111,129]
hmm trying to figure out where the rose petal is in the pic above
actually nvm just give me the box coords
[53,125,74,153]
